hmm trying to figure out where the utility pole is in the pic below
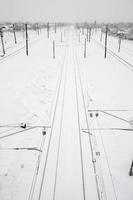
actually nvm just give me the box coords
[12,24,17,44]
[89,27,91,42]
[94,20,96,34]
[118,35,122,52]
[84,38,86,58]
[129,160,133,176]
[87,27,89,42]
[53,40,55,59]
[78,31,80,43]
[100,28,103,42]
[82,27,84,35]
[55,23,56,34]
[47,22,49,38]
[61,32,62,42]
[104,25,108,58]
[22,23,25,39]
[0,28,5,55]
[37,23,40,35]
[25,24,28,56]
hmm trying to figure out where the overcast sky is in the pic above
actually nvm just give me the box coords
[0,0,132,22]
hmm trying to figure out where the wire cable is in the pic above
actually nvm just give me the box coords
[0,127,36,140]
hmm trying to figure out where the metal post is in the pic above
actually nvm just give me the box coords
[25,24,28,56]
[104,25,108,58]
[13,24,17,44]
[0,29,5,55]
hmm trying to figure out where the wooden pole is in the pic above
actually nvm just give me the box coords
[53,40,55,59]
[37,23,40,35]
[23,24,25,39]
[25,24,28,56]
[84,38,86,58]
[13,24,17,44]
[104,25,108,58]
[55,23,56,34]
[0,29,5,55]
[61,32,62,42]
[89,27,91,42]
[47,23,49,38]
[82,27,84,35]
[129,160,133,176]
[118,36,121,52]
[100,29,103,42]
[87,27,89,42]
[78,31,80,43]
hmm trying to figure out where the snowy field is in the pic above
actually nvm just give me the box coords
[0,25,133,200]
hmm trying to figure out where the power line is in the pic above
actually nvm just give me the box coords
[88,110,130,124]
[0,147,42,152]
[0,127,36,140]
[82,128,133,132]
[88,109,133,112]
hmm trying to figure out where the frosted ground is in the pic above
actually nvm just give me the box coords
[0,25,133,200]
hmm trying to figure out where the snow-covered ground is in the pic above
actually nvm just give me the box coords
[0,26,133,200]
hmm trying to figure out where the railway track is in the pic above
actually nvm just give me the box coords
[29,44,68,200]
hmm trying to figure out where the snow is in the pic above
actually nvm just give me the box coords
[0,26,133,200]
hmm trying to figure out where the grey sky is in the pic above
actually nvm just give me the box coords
[0,0,133,22]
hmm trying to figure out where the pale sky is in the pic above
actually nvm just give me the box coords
[0,0,133,22]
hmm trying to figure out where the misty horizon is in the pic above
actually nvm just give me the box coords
[0,0,132,23]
